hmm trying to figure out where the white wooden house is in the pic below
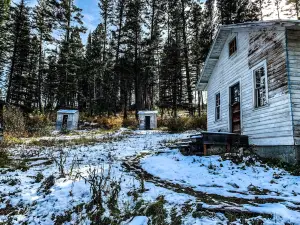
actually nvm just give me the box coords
[56,109,79,131]
[196,20,300,163]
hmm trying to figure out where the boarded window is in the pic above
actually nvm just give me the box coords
[215,93,221,121]
[254,66,267,108]
[229,37,237,56]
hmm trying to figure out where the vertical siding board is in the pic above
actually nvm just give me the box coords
[287,29,300,140]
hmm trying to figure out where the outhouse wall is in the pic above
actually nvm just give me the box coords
[56,113,78,130]
[138,113,157,130]
[206,27,294,146]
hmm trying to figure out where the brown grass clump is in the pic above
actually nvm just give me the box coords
[122,118,138,129]
[3,105,27,137]
[96,116,123,130]
[159,115,207,132]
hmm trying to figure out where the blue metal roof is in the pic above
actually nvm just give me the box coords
[57,109,78,114]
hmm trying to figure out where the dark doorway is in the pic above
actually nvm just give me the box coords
[62,115,68,130]
[145,116,151,130]
[230,83,241,134]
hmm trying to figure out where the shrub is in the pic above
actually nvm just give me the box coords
[165,117,188,132]
[185,115,207,130]
[26,113,52,136]
[3,105,26,137]
[96,116,123,130]
[122,118,138,129]
[157,117,168,128]
[164,115,207,132]
[0,148,10,167]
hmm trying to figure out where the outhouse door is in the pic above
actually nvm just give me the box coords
[145,116,151,130]
[62,115,68,129]
[230,83,241,134]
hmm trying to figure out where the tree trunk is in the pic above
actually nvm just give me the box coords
[180,0,193,115]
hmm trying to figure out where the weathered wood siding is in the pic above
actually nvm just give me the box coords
[287,29,300,144]
[207,27,294,146]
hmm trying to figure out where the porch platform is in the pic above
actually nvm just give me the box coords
[175,132,249,156]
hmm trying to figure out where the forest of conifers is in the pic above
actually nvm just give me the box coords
[0,0,299,118]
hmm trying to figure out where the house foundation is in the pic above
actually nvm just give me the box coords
[253,145,300,164]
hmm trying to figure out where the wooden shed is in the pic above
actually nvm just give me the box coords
[138,111,158,130]
[56,109,79,131]
[196,20,300,163]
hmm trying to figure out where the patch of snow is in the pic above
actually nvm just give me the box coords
[125,216,148,225]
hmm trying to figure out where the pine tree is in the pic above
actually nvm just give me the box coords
[6,0,32,108]
[33,0,55,111]
[189,1,203,115]
[143,0,167,110]
[217,0,259,24]
[180,0,194,114]
[90,24,105,114]
[285,0,299,19]
[113,0,127,117]
[69,31,85,109]
[57,30,85,108]
[0,0,11,24]
[51,0,86,108]
[123,0,144,118]
[0,0,11,92]
[291,0,300,19]
[44,52,58,110]
[275,0,283,19]
[25,35,40,110]
[159,40,182,117]
[98,0,114,62]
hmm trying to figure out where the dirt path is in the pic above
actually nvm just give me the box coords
[122,153,288,218]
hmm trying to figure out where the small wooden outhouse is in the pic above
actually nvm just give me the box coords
[56,109,79,131]
[138,111,158,130]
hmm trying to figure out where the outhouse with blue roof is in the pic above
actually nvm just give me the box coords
[56,109,79,131]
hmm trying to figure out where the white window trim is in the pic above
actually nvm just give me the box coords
[215,92,221,121]
[252,60,268,109]
[228,35,238,58]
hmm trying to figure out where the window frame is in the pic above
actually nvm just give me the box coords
[215,92,221,121]
[252,60,268,109]
[229,36,237,57]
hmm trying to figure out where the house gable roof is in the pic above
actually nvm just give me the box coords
[196,20,300,91]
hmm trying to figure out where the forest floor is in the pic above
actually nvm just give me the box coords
[0,129,300,225]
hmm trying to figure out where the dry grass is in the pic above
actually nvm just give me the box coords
[159,115,207,132]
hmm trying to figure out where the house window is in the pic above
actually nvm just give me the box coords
[215,93,221,121]
[229,37,237,56]
[253,62,268,108]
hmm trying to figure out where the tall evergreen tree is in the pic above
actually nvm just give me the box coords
[189,1,203,115]
[180,0,193,114]
[51,0,86,108]
[217,0,259,24]
[288,0,300,19]
[123,0,144,118]
[159,40,182,117]
[44,52,58,110]
[6,0,32,108]
[143,0,167,110]
[33,0,55,111]
[0,0,11,24]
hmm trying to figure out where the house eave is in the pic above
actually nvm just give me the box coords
[196,20,300,92]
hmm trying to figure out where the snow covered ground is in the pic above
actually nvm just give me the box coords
[1,129,300,224]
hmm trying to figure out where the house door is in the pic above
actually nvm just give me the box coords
[62,115,68,129]
[230,83,241,134]
[145,116,151,130]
